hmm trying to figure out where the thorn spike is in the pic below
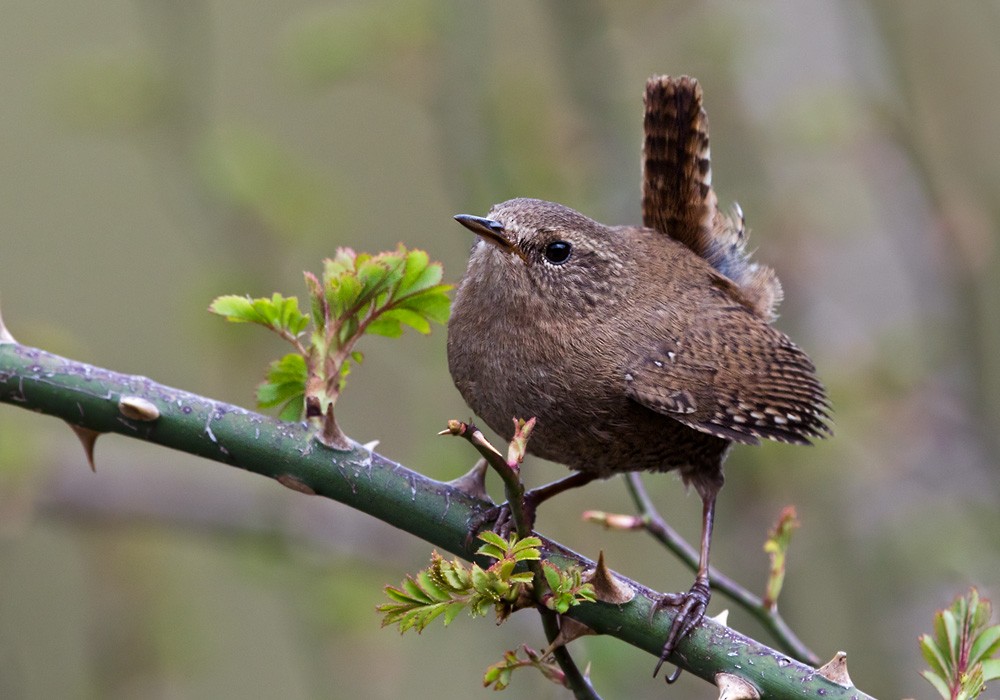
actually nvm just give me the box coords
[816,651,853,687]
[67,423,102,472]
[715,672,761,700]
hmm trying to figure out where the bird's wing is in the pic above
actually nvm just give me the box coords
[624,293,831,446]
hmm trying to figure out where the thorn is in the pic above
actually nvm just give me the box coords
[276,474,316,495]
[715,672,760,700]
[0,300,16,344]
[816,651,853,687]
[708,609,729,627]
[439,419,506,463]
[67,423,102,472]
[469,428,506,461]
[118,396,160,422]
[361,439,380,451]
[447,457,492,502]
[543,617,596,652]
[583,551,635,604]
[315,403,351,451]
[438,419,467,436]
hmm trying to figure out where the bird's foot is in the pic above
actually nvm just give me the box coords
[651,579,711,682]
[465,492,539,547]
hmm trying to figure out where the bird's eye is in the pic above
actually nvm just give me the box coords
[543,240,572,265]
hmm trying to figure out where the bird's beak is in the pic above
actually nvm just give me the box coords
[453,215,515,253]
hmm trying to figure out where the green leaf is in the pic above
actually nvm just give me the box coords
[382,586,415,605]
[356,254,404,307]
[401,576,433,604]
[324,249,356,279]
[255,379,301,408]
[413,603,448,630]
[415,569,447,602]
[398,248,430,292]
[982,658,1000,681]
[477,531,507,548]
[276,293,310,335]
[442,600,465,627]
[304,271,327,333]
[971,624,1000,665]
[920,669,952,700]
[476,531,509,560]
[960,665,985,700]
[509,537,541,562]
[266,353,308,384]
[398,286,452,324]
[543,563,560,592]
[256,353,307,418]
[469,563,491,594]
[209,293,308,339]
[469,594,493,618]
[398,250,444,298]
[364,315,403,338]
[920,633,950,680]
[440,563,469,590]
[381,307,432,334]
[208,294,258,322]
[327,273,363,320]
[940,609,959,659]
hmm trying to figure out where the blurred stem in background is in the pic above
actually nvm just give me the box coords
[865,2,1000,494]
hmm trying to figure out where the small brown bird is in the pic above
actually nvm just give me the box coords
[447,76,829,674]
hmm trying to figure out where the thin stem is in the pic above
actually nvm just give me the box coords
[624,473,820,666]
[538,610,602,700]
[445,420,599,697]
[446,420,530,539]
[275,326,309,358]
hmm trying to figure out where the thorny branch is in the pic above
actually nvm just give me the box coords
[0,340,872,698]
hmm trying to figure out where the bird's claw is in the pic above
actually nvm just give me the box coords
[464,491,541,549]
[651,579,711,681]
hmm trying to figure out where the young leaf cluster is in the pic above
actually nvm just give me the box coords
[920,588,1000,700]
[209,246,451,446]
[377,532,542,633]
[378,532,595,638]
[540,561,596,614]
[483,645,567,691]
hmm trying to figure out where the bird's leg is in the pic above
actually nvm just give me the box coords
[470,471,599,539]
[653,488,717,680]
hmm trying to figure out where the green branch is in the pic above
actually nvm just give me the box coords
[0,341,874,699]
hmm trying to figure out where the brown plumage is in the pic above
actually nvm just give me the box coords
[643,75,783,321]
[447,75,829,675]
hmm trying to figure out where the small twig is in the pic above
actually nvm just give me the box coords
[624,473,820,666]
[441,419,530,538]
[443,419,600,698]
[538,611,602,700]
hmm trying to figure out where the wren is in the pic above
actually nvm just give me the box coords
[447,76,830,675]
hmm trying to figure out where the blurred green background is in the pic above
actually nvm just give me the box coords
[1,1,998,698]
